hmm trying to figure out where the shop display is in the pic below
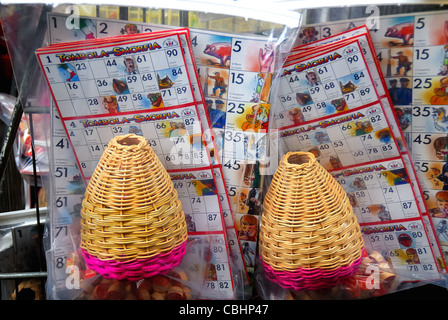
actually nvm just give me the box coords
[38,26,239,299]
[4,2,448,301]
[268,25,444,291]
[259,151,365,291]
[80,134,188,281]
[40,10,446,299]
[293,9,448,276]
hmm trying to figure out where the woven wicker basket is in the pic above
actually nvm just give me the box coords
[80,134,188,281]
[259,151,365,291]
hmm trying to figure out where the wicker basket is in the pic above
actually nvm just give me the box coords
[259,151,365,291]
[80,134,188,281]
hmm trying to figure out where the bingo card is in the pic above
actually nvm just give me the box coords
[39,27,237,298]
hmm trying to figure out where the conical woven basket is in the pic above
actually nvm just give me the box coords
[80,134,188,281]
[259,151,365,291]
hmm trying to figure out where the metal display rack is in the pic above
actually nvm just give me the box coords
[0,4,51,299]
[2,1,448,300]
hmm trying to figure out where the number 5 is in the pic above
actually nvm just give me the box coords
[233,40,242,52]
[416,17,425,29]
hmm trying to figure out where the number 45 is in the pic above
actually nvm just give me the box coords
[413,134,431,145]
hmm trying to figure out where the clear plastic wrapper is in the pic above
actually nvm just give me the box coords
[0,93,48,186]
[254,249,438,300]
[0,93,22,173]
[256,4,448,299]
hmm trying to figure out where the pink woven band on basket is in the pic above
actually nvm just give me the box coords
[81,241,187,281]
[261,248,366,291]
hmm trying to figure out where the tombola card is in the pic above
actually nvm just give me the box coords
[38,36,196,115]
[185,234,235,299]
[293,11,448,273]
[285,28,405,142]
[64,106,210,180]
[45,13,248,291]
[272,39,380,129]
[278,102,400,171]
[280,27,429,216]
[47,23,222,167]
[37,32,208,174]
[37,31,217,183]
[285,28,399,137]
[285,28,391,108]
[331,157,421,223]
[169,166,242,293]
[361,218,441,281]
[288,27,387,98]
[170,167,226,233]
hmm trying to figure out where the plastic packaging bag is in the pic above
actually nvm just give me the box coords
[0,2,300,300]
[255,5,448,299]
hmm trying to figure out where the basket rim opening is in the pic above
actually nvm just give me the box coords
[286,153,313,165]
[116,136,142,146]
